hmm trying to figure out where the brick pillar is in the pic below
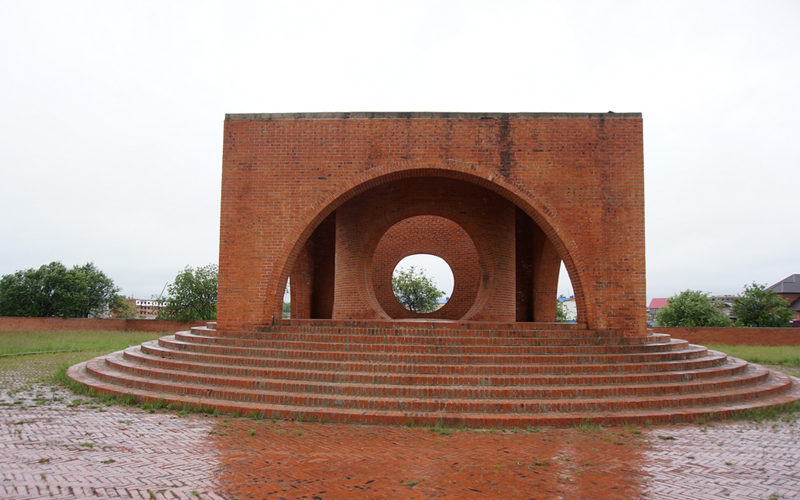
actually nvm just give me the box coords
[310,213,336,319]
[532,236,561,323]
[289,240,313,319]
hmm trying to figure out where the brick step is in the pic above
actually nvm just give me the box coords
[66,359,800,427]
[157,337,707,365]
[123,346,749,387]
[175,332,684,353]
[191,328,671,346]
[106,351,769,399]
[83,355,792,414]
[269,318,589,331]
[205,326,661,343]
[139,341,728,375]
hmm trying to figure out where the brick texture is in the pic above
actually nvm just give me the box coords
[8,385,800,499]
[0,317,205,333]
[655,327,800,346]
[217,112,646,335]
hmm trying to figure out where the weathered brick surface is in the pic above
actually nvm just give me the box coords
[0,317,205,333]
[656,327,800,346]
[218,112,646,335]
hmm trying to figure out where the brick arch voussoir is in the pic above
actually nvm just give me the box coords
[270,161,590,326]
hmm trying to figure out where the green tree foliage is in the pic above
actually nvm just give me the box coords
[110,296,139,318]
[158,264,218,321]
[556,296,577,322]
[556,299,568,322]
[392,265,445,314]
[732,282,794,327]
[0,261,120,318]
[655,290,731,327]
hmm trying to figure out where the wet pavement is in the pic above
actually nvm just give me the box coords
[1,381,799,499]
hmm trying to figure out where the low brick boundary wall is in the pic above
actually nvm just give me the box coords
[0,317,206,333]
[654,327,800,346]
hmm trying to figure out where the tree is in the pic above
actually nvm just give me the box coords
[72,262,120,318]
[0,261,120,318]
[556,295,576,322]
[158,264,218,321]
[732,282,794,327]
[556,299,568,322]
[655,290,731,327]
[110,295,139,318]
[392,265,445,314]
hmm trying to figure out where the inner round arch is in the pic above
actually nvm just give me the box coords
[371,215,481,320]
[393,254,454,313]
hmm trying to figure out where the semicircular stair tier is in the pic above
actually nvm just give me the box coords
[68,320,800,427]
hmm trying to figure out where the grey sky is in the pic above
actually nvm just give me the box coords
[1,1,798,304]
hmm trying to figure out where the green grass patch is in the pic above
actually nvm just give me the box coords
[50,361,138,405]
[427,422,453,435]
[0,350,116,391]
[0,330,162,357]
[708,345,800,368]
[729,401,800,423]
[573,418,602,433]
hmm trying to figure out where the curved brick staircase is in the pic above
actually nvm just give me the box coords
[68,320,800,427]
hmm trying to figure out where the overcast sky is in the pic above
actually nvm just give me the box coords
[1,0,798,305]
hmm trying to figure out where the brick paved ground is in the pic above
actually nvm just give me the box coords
[2,355,799,499]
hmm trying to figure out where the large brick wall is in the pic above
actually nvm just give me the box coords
[0,317,206,333]
[219,112,645,335]
[655,327,800,346]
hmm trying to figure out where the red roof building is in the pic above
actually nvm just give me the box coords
[768,274,800,322]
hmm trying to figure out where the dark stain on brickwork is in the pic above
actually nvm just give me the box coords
[498,118,514,178]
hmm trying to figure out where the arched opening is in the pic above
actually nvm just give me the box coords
[275,168,588,326]
[392,254,454,314]
[557,262,578,323]
[371,215,480,320]
[282,279,291,319]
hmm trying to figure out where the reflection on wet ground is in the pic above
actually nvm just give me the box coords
[211,417,645,498]
[1,383,799,498]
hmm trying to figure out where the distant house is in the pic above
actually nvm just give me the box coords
[558,295,577,322]
[768,274,800,322]
[119,298,166,319]
[647,298,668,323]
[709,295,735,319]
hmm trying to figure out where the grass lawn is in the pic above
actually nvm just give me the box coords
[708,345,800,373]
[0,330,163,394]
[0,330,163,356]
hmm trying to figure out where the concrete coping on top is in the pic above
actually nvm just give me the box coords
[225,111,643,121]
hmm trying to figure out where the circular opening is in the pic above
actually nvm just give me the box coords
[392,254,454,314]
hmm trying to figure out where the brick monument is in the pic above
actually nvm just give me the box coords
[218,112,645,334]
[69,112,800,427]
